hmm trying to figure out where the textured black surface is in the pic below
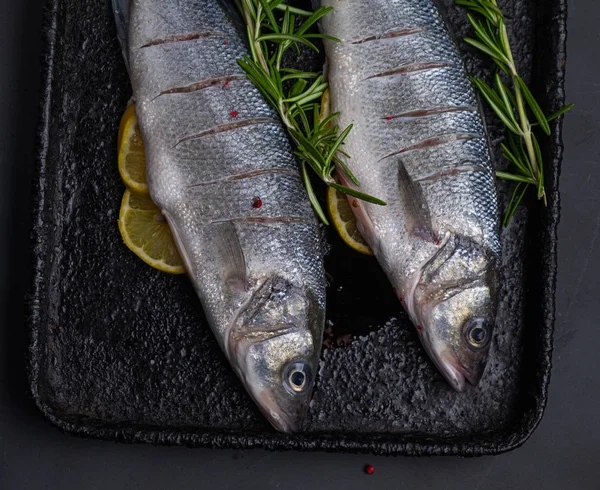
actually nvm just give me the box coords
[27,0,566,455]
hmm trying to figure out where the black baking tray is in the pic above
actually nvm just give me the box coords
[27,0,567,455]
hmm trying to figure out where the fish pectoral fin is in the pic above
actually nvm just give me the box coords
[112,0,131,70]
[228,277,306,359]
[397,158,437,243]
[236,276,308,329]
[213,221,248,290]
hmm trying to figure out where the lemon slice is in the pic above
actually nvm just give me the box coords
[118,189,185,274]
[327,185,373,256]
[118,104,149,195]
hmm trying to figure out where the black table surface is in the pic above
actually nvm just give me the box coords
[1,1,598,488]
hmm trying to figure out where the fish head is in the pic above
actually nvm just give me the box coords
[228,276,322,432]
[409,235,499,391]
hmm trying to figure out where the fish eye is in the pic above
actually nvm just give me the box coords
[283,362,312,394]
[464,318,491,350]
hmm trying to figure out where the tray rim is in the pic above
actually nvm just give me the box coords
[27,0,567,456]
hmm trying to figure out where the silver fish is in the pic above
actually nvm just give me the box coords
[316,0,500,391]
[113,0,326,431]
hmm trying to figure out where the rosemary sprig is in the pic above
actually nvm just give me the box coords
[456,0,573,225]
[235,0,386,224]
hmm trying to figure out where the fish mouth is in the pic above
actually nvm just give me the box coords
[415,327,474,392]
[230,359,306,433]
[254,390,304,433]
[438,350,481,392]
[265,410,299,433]
[231,363,305,433]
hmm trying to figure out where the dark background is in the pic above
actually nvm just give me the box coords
[1,0,598,488]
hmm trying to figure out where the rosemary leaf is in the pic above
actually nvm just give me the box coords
[257,33,319,51]
[325,124,353,168]
[503,182,529,226]
[472,78,521,134]
[302,163,329,225]
[496,171,537,185]
[515,76,551,135]
[333,155,360,186]
[531,132,545,199]
[464,37,509,66]
[494,73,520,131]
[329,183,387,206]
[500,143,530,176]
[259,0,279,33]
[546,103,575,122]
[273,3,312,16]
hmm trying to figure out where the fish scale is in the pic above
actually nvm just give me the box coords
[166,124,298,184]
[316,0,501,391]
[114,0,326,432]
[366,67,477,113]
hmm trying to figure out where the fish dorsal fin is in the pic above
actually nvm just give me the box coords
[112,0,131,70]
[213,221,248,290]
[397,158,436,242]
